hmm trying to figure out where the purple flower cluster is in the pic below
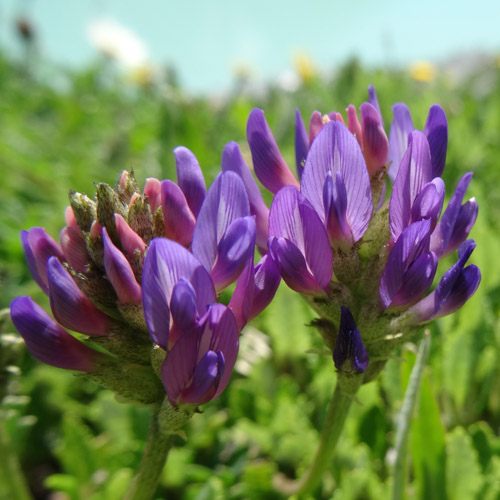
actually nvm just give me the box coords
[242,87,480,375]
[11,150,280,407]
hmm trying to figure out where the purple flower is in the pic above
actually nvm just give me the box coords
[333,307,369,374]
[10,296,104,371]
[142,238,239,406]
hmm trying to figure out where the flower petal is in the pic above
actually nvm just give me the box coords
[60,226,89,274]
[387,103,414,182]
[301,120,373,242]
[424,105,448,178]
[10,296,102,371]
[246,108,299,193]
[221,141,270,253]
[191,171,250,272]
[160,179,196,246]
[295,108,309,180]
[389,131,432,241]
[143,177,162,212]
[173,146,206,217]
[47,257,110,336]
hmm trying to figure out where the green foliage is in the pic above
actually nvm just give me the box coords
[2,50,500,499]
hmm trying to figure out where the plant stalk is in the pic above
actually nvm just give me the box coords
[124,403,175,500]
[276,374,363,497]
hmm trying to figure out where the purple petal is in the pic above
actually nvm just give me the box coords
[142,238,216,348]
[246,109,299,194]
[210,216,256,292]
[160,179,196,246]
[379,219,432,308]
[269,186,332,292]
[430,173,475,257]
[424,105,448,178]
[388,251,438,308]
[368,85,383,127]
[389,131,432,241]
[447,198,478,252]
[21,228,65,294]
[323,171,351,244]
[295,108,309,180]
[410,178,445,229]
[60,226,89,274]
[47,257,110,336]
[228,257,255,330]
[102,228,141,305]
[173,146,206,217]
[409,240,480,322]
[169,278,198,347]
[177,350,223,406]
[346,105,363,146]
[162,326,199,405]
[360,102,389,175]
[191,171,250,272]
[301,120,373,242]
[387,103,415,182]
[10,296,102,371]
[249,254,281,321]
[221,141,270,254]
[198,304,239,398]
[333,306,368,373]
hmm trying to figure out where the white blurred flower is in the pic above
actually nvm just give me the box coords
[87,18,149,69]
[235,326,272,376]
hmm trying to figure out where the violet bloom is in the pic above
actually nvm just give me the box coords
[238,87,480,378]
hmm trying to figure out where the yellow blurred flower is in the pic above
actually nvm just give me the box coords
[293,51,317,83]
[409,60,437,83]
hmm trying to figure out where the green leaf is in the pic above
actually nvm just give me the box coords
[446,427,483,500]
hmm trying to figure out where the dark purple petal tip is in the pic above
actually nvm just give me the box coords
[333,306,369,373]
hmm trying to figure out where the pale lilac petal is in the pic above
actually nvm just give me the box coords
[102,228,141,305]
[246,109,299,193]
[10,296,102,372]
[210,216,256,292]
[47,257,110,336]
[191,171,250,271]
[221,141,270,253]
[424,105,448,178]
[430,173,474,257]
[360,102,389,175]
[143,177,162,212]
[60,226,89,274]
[160,180,196,246]
[295,108,309,180]
[173,146,206,217]
[301,120,373,242]
[388,103,415,182]
[389,131,432,241]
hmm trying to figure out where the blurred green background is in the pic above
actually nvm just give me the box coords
[2,19,500,500]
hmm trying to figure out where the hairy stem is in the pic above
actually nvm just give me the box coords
[124,403,174,500]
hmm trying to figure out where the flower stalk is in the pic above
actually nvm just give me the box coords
[276,373,364,497]
[124,402,175,500]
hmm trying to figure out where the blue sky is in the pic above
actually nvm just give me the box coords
[1,0,499,93]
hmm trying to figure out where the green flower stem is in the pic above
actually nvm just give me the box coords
[124,403,175,500]
[278,374,363,497]
[392,332,431,500]
[0,419,33,500]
